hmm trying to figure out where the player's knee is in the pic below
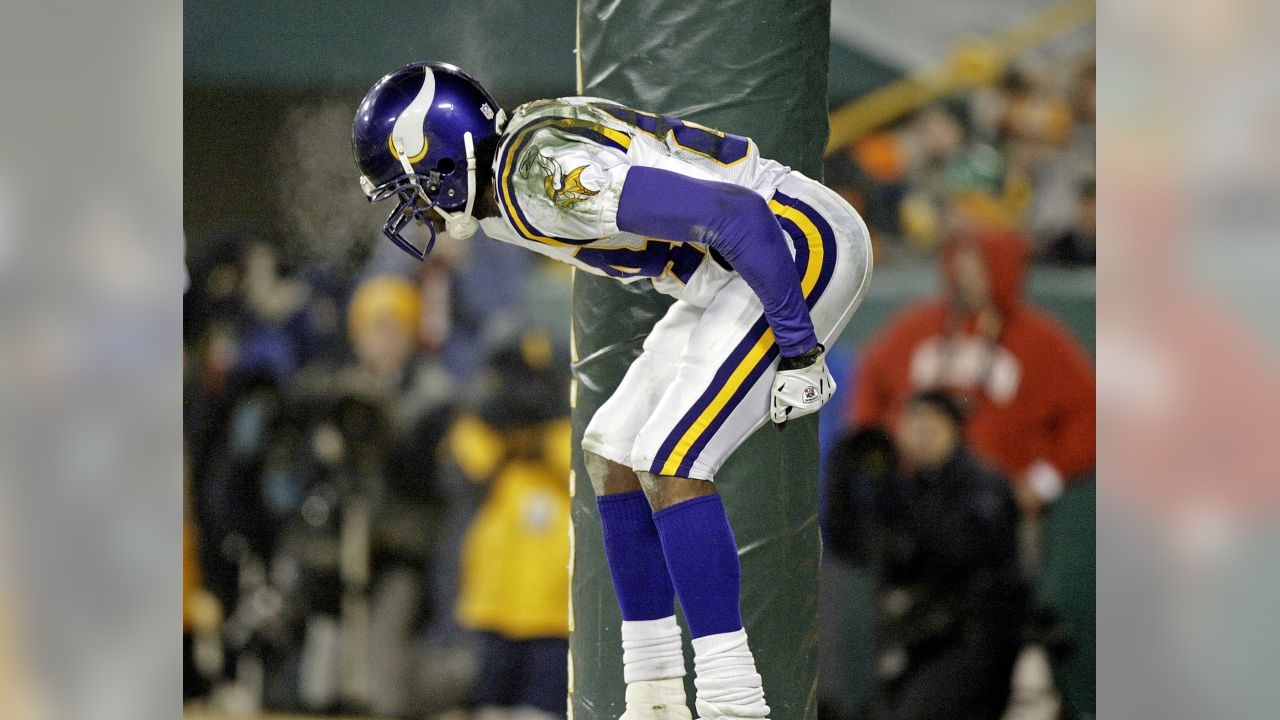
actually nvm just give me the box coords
[583,451,610,495]
[636,471,717,511]
[584,451,643,496]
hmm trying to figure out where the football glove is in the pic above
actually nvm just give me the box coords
[771,343,835,429]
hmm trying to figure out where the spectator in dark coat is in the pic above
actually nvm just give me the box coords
[826,390,1028,720]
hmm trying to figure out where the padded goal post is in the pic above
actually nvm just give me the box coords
[570,3,832,720]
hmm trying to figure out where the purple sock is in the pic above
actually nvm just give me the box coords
[597,491,676,621]
[652,494,743,638]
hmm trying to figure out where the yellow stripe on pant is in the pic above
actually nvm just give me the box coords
[655,200,826,477]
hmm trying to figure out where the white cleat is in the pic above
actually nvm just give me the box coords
[619,678,693,720]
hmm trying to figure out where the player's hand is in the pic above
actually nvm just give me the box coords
[771,344,835,430]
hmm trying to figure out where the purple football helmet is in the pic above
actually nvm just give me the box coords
[352,62,506,259]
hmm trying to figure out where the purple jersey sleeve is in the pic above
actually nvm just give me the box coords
[616,166,818,356]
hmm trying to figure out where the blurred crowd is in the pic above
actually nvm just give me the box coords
[825,54,1096,269]
[182,227,574,718]
[818,51,1096,720]
[821,221,1095,720]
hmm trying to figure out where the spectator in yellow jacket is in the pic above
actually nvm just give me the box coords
[447,327,571,720]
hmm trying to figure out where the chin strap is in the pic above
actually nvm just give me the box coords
[391,131,480,241]
[433,132,479,239]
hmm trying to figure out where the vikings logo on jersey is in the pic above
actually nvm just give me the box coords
[520,145,600,210]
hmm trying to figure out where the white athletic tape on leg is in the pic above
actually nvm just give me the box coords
[622,616,686,683]
[691,629,770,719]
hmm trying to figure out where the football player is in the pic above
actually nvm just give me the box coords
[351,62,872,720]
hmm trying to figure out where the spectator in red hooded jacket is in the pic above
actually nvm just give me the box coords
[847,224,1095,517]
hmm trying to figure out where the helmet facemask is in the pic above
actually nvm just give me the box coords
[358,130,477,260]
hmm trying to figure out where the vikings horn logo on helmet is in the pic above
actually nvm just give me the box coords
[388,68,435,163]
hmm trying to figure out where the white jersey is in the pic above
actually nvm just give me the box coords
[479,97,792,307]
[475,96,873,482]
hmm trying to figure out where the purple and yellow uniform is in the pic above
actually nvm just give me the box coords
[478,97,873,481]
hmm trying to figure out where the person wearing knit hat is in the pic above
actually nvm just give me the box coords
[908,388,969,427]
[346,274,422,385]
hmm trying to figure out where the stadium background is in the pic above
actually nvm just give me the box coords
[183,1,1095,718]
